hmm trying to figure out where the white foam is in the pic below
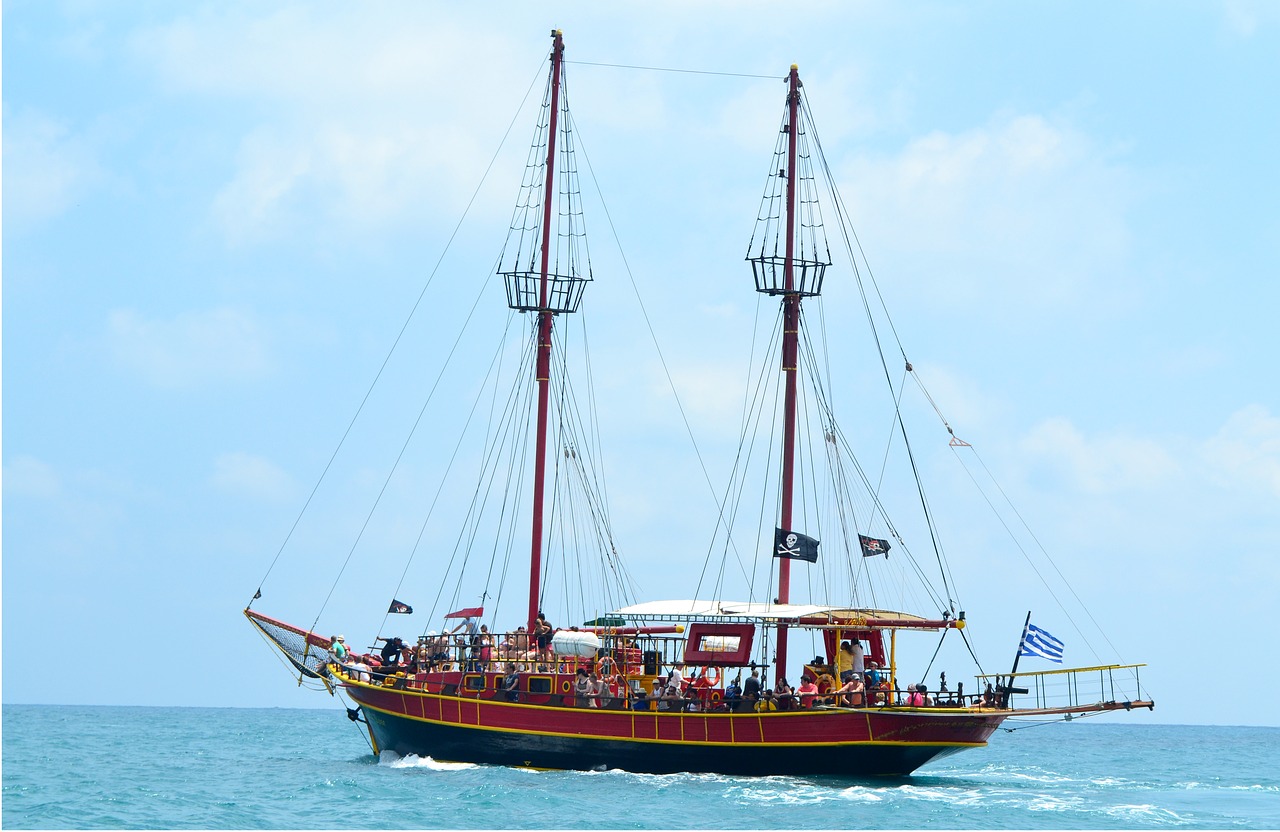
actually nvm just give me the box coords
[378,751,478,771]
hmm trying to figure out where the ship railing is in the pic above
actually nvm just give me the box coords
[975,663,1150,713]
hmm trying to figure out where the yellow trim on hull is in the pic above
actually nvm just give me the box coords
[354,697,991,750]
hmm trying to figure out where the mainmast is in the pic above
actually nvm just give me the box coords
[747,64,829,679]
[776,65,802,675]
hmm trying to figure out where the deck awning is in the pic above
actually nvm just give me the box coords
[609,600,949,629]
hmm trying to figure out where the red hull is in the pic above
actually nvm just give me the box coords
[345,678,1008,776]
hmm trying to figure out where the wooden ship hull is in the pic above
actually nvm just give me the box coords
[347,677,1008,776]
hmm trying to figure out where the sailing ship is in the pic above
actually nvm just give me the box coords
[246,31,1153,777]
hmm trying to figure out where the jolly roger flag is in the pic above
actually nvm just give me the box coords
[388,599,413,615]
[858,534,892,559]
[774,527,820,563]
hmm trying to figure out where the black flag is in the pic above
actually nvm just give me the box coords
[388,599,413,614]
[774,528,819,563]
[858,534,891,558]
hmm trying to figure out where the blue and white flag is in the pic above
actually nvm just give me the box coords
[1019,624,1065,663]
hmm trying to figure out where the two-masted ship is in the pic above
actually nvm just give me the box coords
[247,31,1152,776]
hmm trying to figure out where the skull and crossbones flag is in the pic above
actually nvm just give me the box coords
[858,534,892,558]
[773,527,819,563]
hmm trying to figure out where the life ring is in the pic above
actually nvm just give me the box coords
[816,673,836,694]
[700,666,722,686]
[598,657,617,677]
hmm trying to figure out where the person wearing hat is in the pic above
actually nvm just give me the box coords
[329,635,349,663]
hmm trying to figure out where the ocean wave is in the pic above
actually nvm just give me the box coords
[377,751,478,771]
[1100,803,1189,825]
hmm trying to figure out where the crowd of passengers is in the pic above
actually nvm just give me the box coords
[325,624,1000,711]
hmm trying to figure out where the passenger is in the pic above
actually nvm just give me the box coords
[833,673,864,707]
[725,676,743,711]
[574,668,591,707]
[329,635,349,664]
[982,683,997,707]
[376,636,405,668]
[350,656,372,683]
[428,632,450,666]
[743,669,762,703]
[836,640,856,683]
[588,671,608,709]
[850,639,865,678]
[650,679,666,711]
[663,677,683,711]
[478,625,494,667]
[755,689,778,712]
[501,663,520,702]
[667,664,686,691]
[866,661,882,687]
[796,675,820,708]
[534,613,554,664]
[413,638,430,673]
[774,677,794,710]
[906,684,926,707]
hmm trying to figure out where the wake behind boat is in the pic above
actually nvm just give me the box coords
[246,30,1152,776]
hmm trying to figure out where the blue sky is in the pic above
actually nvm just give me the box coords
[4,2,1279,728]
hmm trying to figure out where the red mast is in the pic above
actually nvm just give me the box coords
[775,64,802,677]
[527,30,565,631]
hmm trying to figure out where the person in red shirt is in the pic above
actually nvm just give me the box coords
[797,675,820,708]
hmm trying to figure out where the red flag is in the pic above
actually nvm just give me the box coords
[444,606,484,619]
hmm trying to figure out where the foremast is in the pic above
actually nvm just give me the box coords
[528,30,565,631]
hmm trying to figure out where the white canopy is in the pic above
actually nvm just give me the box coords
[611,599,937,626]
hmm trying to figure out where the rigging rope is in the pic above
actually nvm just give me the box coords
[571,112,756,583]
[253,54,547,608]
[565,59,779,80]
[310,258,504,637]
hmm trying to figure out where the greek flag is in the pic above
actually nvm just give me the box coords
[1019,624,1065,663]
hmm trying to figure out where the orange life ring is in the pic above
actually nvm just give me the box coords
[816,673,836,694]
[598,657,617,677]
[700,666,722,686]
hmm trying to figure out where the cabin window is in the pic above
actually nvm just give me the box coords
[528,676,552,694]
[698,635,741,653]
[463,675,485,691]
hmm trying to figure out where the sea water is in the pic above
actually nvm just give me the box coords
[3,705,1277,829]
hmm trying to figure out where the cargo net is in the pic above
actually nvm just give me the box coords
[245,609,334,689]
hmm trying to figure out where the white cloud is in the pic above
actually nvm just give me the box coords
[840,113,1135,315]
[107,307,270,388]
[212,452,295,502]
[2,110,102,230]
[132,7,533,243]
[1020,416,1182,494]
[1202,404,1280,499]
[3,455,62,498]
[1223,0,1280,37]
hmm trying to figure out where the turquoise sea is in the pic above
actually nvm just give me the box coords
[3,705,1277,829]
